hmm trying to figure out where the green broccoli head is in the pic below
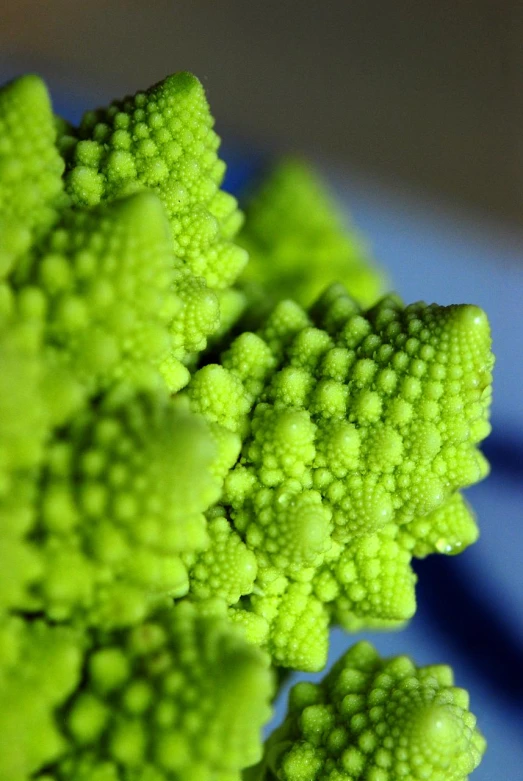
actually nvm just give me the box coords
[22,386,238,628]
[2,71,250,375]
[187,284,493,669]
[0,67,493,780]
[45,603,273,781]
[60,72,248,362]
[251,641,485,781]
[0,75,66,277]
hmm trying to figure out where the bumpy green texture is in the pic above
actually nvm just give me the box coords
[187,284,493,669]
[24,386,237,628]
[0,617,82,781]
[237,159,385,322]
[44,603,273,781]
[248,641,485,781]
[185,507,258,605]
[0,75,65,277]
[398,491,479,559]
[0,311,48,614]
[0,68,493,780]
[13,191,187,394]
[0,70,248,626]
[60,72,248,364]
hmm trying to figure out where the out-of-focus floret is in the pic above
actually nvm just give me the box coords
[24,387,238,628]
[0,75,66,277]
[237,158,385,323]
[0,617,82,781]
[0,314,48,613]
[13,191,188,394]
[44,603,273,781]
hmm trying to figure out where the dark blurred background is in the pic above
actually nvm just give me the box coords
[2,0,522,224]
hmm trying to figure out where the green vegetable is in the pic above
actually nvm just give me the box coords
[60,72,248,373]
[0,312,50,615]
[249,641,485,781]
[187,284,493,670]
[42,603,273,781]
[13,191,187,394]
[0,617,82,780]
[0,70,489,780]
[25,386,236,628]
[0,75,65,276]
[237,158,385,322]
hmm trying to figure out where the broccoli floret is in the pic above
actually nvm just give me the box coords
[0,314,48,613]
[186,284,493,669]
[44,603,273,781]
[399,491,479,558]
[0,75,66,277]
[61,72,248,362]
[237,158,385,323]
[12,191,189,394]
[250,579,331,672]
[0,617,82,781]
[23,386,237,628]
[250,641,485,781]
[185,507,258,605]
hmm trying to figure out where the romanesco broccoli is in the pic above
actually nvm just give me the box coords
[23,386,237,628]
[187,284,493,669]
[12,191,186,394]
[40,603,273,781]
[60,72,248,367]
[0,617,82,780]
[237,158,385,322]
[0,75,65,276]
[0,69,489,781]
[0,315,48,614]
[248,641,485,781]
